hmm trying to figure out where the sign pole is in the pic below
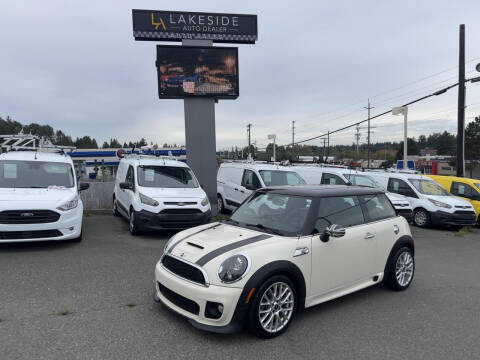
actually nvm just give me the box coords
[182,39,218,214]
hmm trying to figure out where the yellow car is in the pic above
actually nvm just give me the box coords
[428,175,480,224]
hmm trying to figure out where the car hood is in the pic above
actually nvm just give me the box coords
[165,223,271,265]
[0,188,76,209]
[428,195,473,208]
[138,186,206,200]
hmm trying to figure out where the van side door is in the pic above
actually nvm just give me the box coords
[239,169,262,202]
[118,165,135,213]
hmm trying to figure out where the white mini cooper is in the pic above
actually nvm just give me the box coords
[154,185,415,338]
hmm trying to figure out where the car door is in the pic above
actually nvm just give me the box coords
[239,169,261,202]
[309,195,377,298]
[451,181,480,219]
[118,165,135,213]
[387,177,420,207]
[358,193,400,272]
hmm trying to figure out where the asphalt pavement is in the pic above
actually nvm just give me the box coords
[0,215,479,360]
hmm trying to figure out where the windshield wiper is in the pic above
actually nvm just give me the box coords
[244,223,283,236]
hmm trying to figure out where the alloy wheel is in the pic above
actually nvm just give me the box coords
[258,282,294,333]
[129,212,135,233]
[217,196,223,213]
[414,210,428,227]
[395,251,414,287]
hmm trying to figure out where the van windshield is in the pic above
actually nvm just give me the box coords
[259,170,305,186]
[137,166,198,188]
[475,183,480,191]
[409,179,450,196]
[0,160,74,188]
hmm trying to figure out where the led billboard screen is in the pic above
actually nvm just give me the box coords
[156,45,239,99]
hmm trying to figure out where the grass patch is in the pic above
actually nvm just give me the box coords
[455,226,472,237]
[211,214,230,223]
[57,309,71,316]
[0,317,3,323]
[126,302,136,308]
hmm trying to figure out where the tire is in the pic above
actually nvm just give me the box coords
[413,208,430,228]
[217,194,225,214]
[113,197,120,217]
[129,210,140,235]
[384,246,415,291]
[248,275,297,339]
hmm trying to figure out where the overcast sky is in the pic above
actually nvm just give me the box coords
[1,0,480,150]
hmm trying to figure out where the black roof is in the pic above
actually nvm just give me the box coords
[260,185,384,197]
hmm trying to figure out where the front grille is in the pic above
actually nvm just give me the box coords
[396,208,413,214]
[161,255,206,285]
[454,210,475,215]
[163,202,197,206]
[455,205,471,209]
[0,230,63,240]
[160,208,202,215]
[158,282,200,315]
[0,210,60,224]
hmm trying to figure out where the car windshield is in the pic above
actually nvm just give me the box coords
[344,174,378,187]
[229,191,313,236]
[409,179,450,196]
[259,170,305,186]
[137,165,198,188]
[0,160,74,188]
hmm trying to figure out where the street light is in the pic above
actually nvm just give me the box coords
[268,134,277,163]
[392,106,409,170]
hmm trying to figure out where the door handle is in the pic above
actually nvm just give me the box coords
[364,232,375,239]
[234,188,238,191]
[240,190,245,193]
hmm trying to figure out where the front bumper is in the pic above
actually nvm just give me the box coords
[136,209,211,230]
[0,207,83,243]
[430,210,476,227]
[154,261,245,333]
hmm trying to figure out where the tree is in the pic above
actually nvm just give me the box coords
[0,116,23,134]
[74,136,98,149]
[465,115,480,177]
[102,141,109,149]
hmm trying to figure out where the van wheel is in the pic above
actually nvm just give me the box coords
[248,275,297,339]
[217,195,225,214]
[384,247,415,291]
[113,197,120,217]
[129,210,140,235]
[414,208,430,228]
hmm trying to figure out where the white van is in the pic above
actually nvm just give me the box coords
[113,155,211,234]
[216,162,305,213]
[293,165,414,222]
[367,171,476,228]
[0,150,89,243]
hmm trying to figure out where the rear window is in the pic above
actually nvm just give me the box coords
[137,166,198,188]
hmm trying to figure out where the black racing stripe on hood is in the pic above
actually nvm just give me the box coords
[195,234,272,267]
[167,223,219,254]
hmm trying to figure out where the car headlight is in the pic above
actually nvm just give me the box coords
[57,196,78,211]
[428,198,452,209]
[218,255,250,283]
[201,196,209,207]
[139,193,159,207]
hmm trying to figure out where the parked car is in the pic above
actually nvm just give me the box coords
[367,172,476,228]
[154,185,414,338]
[216,162,305,213]
[0,150,89,243]
[293,166,413,222]
[428,175,480,224]
[113,155,211,234]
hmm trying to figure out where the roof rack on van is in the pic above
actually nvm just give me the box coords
[0,133,76,154]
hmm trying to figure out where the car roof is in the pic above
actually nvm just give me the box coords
[259,185,384,197]
[429,174,480,183]
[121,156,189,168]
[367,171,432,181]
[220,162,297,172]
[0,151,73,164]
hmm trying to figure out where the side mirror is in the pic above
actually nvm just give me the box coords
[245,184,257,191]
[119,182,132,190]
[320,224,346,243]
[79,183,90,192]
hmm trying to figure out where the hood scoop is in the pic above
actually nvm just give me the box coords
[186,241,204,250]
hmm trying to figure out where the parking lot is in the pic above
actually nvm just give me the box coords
[0,215,479,360]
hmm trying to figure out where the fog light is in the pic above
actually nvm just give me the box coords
[68,226,75,231]
[205,301,223,319]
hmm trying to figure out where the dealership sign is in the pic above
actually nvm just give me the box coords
[132,10,257,44]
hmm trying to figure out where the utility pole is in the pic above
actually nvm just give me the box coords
[326,131,330,163]
[247,123,252,159]
[457,24,466,177]
[355,125,361,155]
[364,99,374,168]
[322,138,326,162]
[292,121,296,146]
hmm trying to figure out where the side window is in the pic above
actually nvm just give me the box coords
[387,178,416,198]
[125,166,135,189]
[321,173,346,185]
[451,182,474,198]
[359,194,396,222]
[242,170,261,190]
[286,172,304,185]
[314,196,364,234]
